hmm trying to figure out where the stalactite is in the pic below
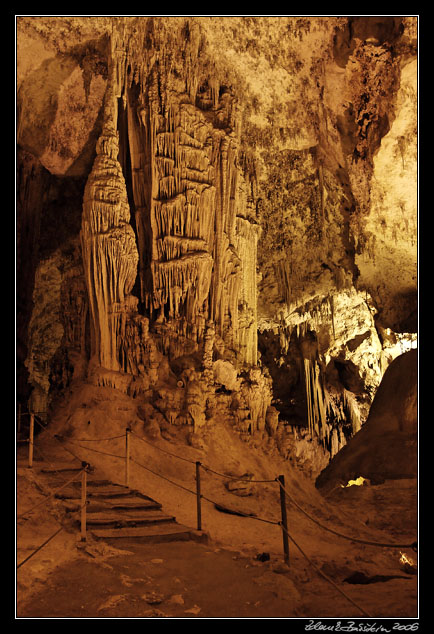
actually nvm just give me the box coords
[303,356,330,447]
[343,389,362,435]
[111,20,253,364]
[304,357,313,437]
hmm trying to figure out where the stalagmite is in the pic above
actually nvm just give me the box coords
[81,119,139,372]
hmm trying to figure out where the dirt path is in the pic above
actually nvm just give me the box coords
[17,538,305,619]
[17,529,418,619]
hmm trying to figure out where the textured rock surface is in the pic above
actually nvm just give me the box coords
[17,16,417,470]
[315,348,417,489]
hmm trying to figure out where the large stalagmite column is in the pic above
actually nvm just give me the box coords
[81,116,139,371]
[82,18,266,381]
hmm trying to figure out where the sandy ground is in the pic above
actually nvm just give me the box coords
[15,383,419,620]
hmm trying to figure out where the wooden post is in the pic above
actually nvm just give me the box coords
[196,461,202,531]
[18,403,22,435]
[125,427,131,488]
[278,474,290,565]
[81,465,87,542]
[28,413,34,469]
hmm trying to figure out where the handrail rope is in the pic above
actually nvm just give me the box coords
[279,522,372,618]
[30,443,83,480]
[60,433,280,526]
[52,438,83,463]
[200,463,276,484]
[130,457,198,496]
[17,468,87,519]
[27,423,416,550]
[130,455,280,526]
[17,526,65,570]
[57,434,125,442]
[200,491,280,526]
[17,497,88,569]
[129,430,197,464]
[278,479,417,550]
[56,437,125,461]
[130,430,277,483]
[31,417,83,464]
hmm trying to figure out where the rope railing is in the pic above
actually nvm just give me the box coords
[279,522,373,618]
[18,467,87,519]
[28,415,85,466]
[17,499,89,570]
[17,526,65,570]
[59,434,125,442]
[200,463,276,484]
[55,437,125,461]
[129,429,198,464]
[22,419,418,551]
[18,415,417,617]
[277,479,417,551]
[130,456,198,497]
[56,430,282,530]
[17,464,90,570]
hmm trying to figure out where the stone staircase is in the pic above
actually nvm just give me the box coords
[39,463,205,545]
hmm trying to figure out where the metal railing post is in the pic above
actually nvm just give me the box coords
[278,474,290,565]
[196,461,202,531]
[28,413,34,469]
[125,427,131,487]
[81,463,88,542]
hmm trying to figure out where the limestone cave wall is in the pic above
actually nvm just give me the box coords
[16,16,417,467]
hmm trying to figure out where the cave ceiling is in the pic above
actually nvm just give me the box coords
[17,16,417,328]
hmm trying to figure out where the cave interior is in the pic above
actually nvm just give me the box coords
[16,15,418,620]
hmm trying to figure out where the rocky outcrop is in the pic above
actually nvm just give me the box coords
[315,348,417,489]
[76,20,272,433]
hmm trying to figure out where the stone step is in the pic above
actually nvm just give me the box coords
[90,523,199,543]
[34,467,204,545]
[48,478,119,490]
[39,464,86,474]
[55,485,145,500]
[84,510,176,528]
[62,496,162,513]
[89,497,161,512]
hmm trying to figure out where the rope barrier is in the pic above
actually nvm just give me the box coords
[17,526,65,570]
[61,435,125,442]
[18,468,86,519]
[278,479,417,550]
[130,454,280,526]
[54,436,125,461]
[29,418,84,465]
[130,430,276,483]
[279,522,373,618]
[200,463,276,484]
[201,491,280,526]
[129,429,198,464]
[31,443,82,479]
[21,414,417,585]
[17,497,89,570]
[130,456,198,497]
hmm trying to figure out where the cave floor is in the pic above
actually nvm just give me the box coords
[17,534,417,619]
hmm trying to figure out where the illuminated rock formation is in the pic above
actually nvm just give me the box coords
[315,348,418,489]
[81,120,139,373]
[17,16,417,465]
